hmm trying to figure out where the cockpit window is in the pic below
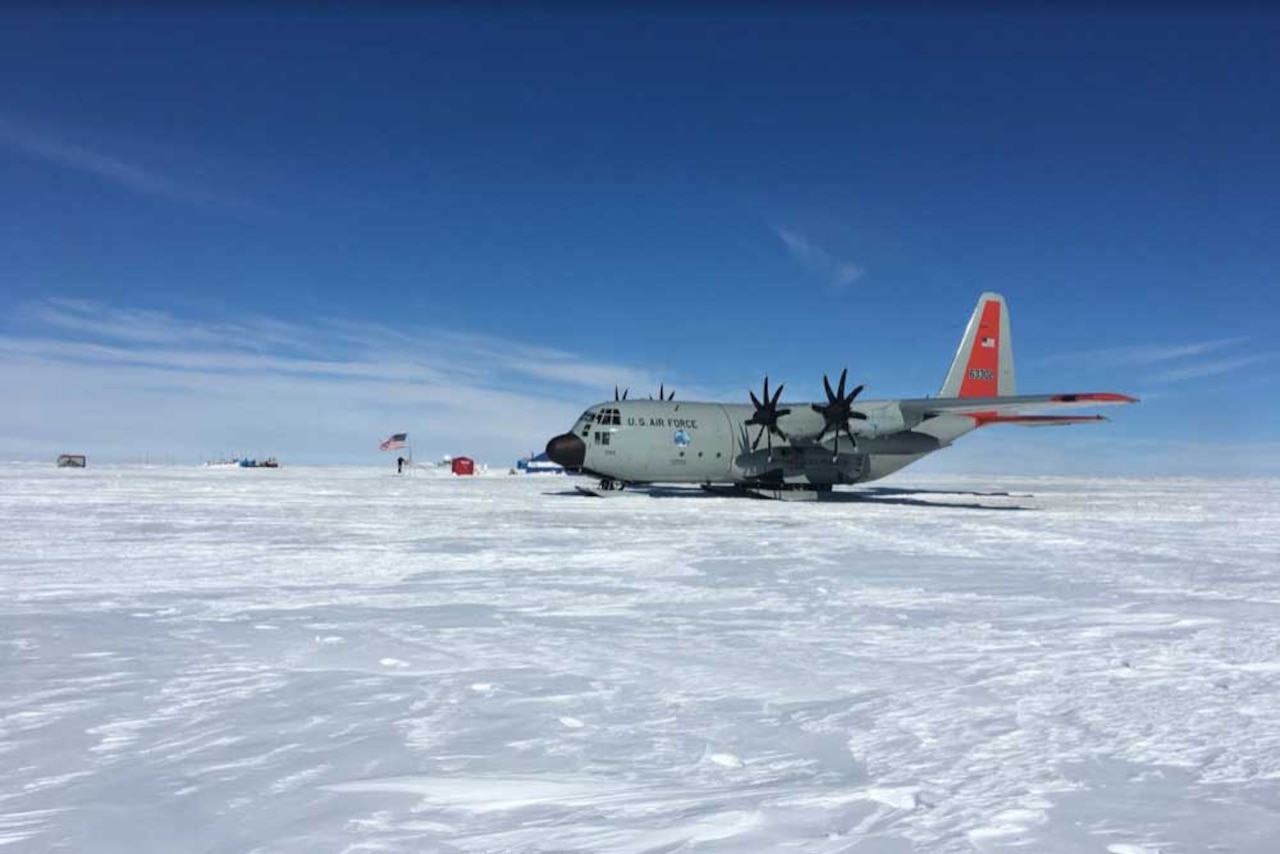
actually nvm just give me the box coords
[594,407,621,426]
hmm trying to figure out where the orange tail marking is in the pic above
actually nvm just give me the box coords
[958,298,1002,398]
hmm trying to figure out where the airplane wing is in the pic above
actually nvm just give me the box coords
[903,392,1138,426]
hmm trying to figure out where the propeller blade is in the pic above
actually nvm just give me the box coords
[812,369,870,452]
[749,374,791,450]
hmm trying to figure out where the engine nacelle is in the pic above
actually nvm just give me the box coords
[771,403,910,442]
[773,407,827,442]
[849,405,907,439]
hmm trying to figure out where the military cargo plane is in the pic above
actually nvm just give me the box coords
[545,293,1137,499]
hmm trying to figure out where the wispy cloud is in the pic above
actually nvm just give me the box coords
[1039,335,1273,384]
[773,226,864,293]
[0,114,243,210]
[1148,352,1279,383]
[0,300,675,463]
[29,299,317,353]
[1042,337,1249,368]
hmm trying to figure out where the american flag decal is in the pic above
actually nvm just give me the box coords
[980,336,996,348]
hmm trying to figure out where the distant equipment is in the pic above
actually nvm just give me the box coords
[451,456,476,476]
[516,452,564,475]
[56,454,87,468]
[203,457,279,468]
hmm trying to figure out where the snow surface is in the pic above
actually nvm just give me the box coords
[1,463,1278,853]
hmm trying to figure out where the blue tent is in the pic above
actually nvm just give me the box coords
[516,452,564,474]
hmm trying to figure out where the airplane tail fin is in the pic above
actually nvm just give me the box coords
[939,292,1016,398]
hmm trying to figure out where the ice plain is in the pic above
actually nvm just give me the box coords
[1,463,1278,853]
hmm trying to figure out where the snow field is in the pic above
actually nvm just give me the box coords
[1,464,1278,852]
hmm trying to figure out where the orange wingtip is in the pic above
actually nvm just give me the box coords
[1050,393,1140,404]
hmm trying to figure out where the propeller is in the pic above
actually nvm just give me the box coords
[649,383,675,401]
[614,386,628,401]
[811,368,867,461]
[745,376,791,460]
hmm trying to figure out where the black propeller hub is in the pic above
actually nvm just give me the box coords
[811,368,867,460]
[745,376,791,458]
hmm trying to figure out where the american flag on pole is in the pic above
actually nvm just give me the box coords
[380,432,408,451]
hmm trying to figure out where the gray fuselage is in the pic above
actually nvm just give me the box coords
[561,398,979,487]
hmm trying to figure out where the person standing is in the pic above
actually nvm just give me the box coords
[397,455,406,474]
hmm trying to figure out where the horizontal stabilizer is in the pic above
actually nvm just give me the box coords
[972,414,1111,427]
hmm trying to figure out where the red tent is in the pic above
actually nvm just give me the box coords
[451,456,475,476]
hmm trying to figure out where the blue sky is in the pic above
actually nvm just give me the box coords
[1,8,1277,473]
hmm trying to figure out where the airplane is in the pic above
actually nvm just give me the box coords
[545,293,1138,499]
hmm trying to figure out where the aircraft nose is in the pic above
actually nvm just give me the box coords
[546,432,586,470]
